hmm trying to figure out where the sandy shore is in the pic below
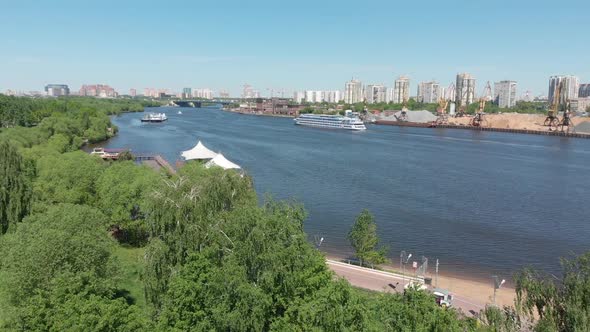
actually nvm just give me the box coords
[326,254,516,309]
[449,113,590,133]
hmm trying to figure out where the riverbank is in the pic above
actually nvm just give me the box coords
[224,108,296,118]
[326,254,516,310]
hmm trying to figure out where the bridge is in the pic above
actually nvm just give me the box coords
[172,99,237,108]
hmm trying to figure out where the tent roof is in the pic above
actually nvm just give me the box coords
[205,153,241,170]
[181,141,218,160]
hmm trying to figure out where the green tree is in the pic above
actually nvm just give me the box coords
[348,209,386,267]
[96,161,159,245]
[0,140,31,234]
[34,151,104,206]
[0,204,148,330]
[515,252,590,332]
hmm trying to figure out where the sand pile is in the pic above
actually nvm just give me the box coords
[448,113,589,131]
[378,110,437,123]
[575,121,590,133]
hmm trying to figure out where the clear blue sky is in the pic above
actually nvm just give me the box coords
[1,0,588,97]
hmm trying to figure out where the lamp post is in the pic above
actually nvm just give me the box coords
[492,275,506,305]
[400,251,412,286]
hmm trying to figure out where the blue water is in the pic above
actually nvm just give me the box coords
[105,107,590,279]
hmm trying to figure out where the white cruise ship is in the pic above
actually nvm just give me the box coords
[141,112,168,122]
[294,110,366,131]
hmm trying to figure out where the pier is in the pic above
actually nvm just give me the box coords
[135,154,176,175]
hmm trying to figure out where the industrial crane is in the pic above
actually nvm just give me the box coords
[435,83,455,125]
[470,81,492,127]
[557,100,575,133]
[544,81,574,133]
[455,87,468,118]
[544,81,561,130]
[399,96,409,121]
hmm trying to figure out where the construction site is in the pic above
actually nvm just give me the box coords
[372,79,590,137]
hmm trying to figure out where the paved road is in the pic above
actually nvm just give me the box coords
[327,260,485,315]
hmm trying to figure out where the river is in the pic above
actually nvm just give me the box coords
[104,106,590,280]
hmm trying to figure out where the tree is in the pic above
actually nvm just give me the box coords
[0,204,148,330]
[0,140,31,234]
[348,209,386,267]
[34,151,104,205]
[96,161,159,246]
[515,252,590,332]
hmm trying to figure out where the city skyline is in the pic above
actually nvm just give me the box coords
[1,1,589,96]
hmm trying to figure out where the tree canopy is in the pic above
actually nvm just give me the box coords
[348,209,386,267]
[0,140,31,234]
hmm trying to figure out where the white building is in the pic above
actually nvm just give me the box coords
[293,91,305,103]
[192,88,214,99]
[324,90,342,103]
[304,90,323,103]
[241,84,260,99]
[417,81,440,103]
[455,73,476,106]
[494,81,517,108]
[344,79,363,104]
[365,84,386,104]
[393,76,410,104]
[548,75,579,105]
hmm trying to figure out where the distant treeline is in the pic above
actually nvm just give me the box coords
[0,95,160,128]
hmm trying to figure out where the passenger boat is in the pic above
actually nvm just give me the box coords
[294,110,366,130]
[141,112,168,122]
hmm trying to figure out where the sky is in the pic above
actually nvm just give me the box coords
[1,0,589,97]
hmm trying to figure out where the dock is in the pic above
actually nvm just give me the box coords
[135,154,176,175]
[374,121,590,139]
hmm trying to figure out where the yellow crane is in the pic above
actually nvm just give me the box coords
[434,83,454,125]
[470,81,492,127]
[544,81,561,130]
[544,80,574,133]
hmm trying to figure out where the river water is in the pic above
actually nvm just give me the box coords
[105,106,590,279]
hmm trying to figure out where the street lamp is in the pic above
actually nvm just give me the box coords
[492,275,506,305]
[400,251,412,286]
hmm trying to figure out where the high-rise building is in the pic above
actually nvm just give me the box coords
[578,83,590,98]
[129,88,137,97]
[218,90,230,98]
[324,90,342,103]
[494,81,517,108]
[79,84,117,98]
[416,81,440,103]
[365,84,386,104]
[241,84,259,99]
[304,91,323,103]
[393,76,410,104]
[344,79,363,104]
[293,91,305,103]
[192,88,213,99]
[44,84,70,97]
[548,75,579,105]
[455,73,476,106]
[182,87,192,99]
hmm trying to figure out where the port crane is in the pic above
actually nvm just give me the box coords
[470,81,492,127]
[544,81,575,133]
[544,81,561,130]
[455,87,468,118]
[557,100,575,133]
[435,83,455,125]
[398,95,409,121]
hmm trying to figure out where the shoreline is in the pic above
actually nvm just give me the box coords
[325,253,516,309]
[223,108,296,118]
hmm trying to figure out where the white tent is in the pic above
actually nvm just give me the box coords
[181,141,218,160]
[205,153,241,170]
